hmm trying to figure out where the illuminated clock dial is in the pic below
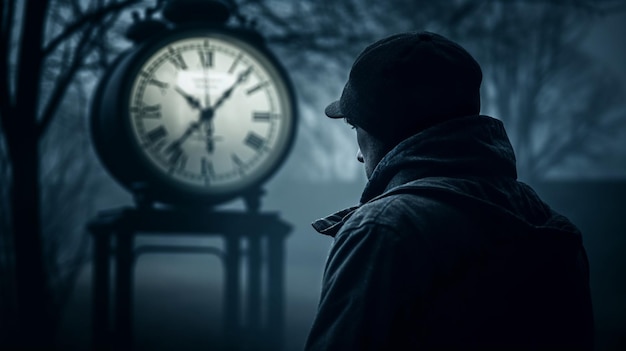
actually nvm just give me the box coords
[127,33,295,198]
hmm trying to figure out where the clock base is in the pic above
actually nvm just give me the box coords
[88,205,292,350]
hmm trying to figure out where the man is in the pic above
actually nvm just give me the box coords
[305,32,593,350]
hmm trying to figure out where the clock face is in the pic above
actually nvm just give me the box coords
[126,32,295,197]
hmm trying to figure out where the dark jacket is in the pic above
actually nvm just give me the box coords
[305,115,593,350]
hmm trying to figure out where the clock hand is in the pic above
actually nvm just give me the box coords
[203,66,211,109]
[207,66,253,113]
[204,120,214,153]
[165,121,200,154]
[197,67,253,153]
[174,86,202,111]
[200,66,213,154]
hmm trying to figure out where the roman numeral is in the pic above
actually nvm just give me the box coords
[139,71,169,92]
[164,142,187,171]
[253,112,271,121]
[246,81,269,95]
[132,104,161,118]
[148,78,168,89]
[228,53,243,73]
[231,154,245,172]
[145,125,168,145]
[168,47,187,70]
[140,71,168,90]
[244,132,266,151]
[174,153,188,172]
[199,49,213,68]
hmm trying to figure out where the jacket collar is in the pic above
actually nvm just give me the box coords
[312,115,518,236]
[311,206,359,237]
[360,115,517,203]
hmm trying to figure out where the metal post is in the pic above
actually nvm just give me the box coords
[92,228,111,351]
[87,208,290,351]
[267,232,285,351]
[115,230,134,350]
[224,234,241,351]
[247,234,262,347]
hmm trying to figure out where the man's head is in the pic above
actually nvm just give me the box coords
[325,31,482,177]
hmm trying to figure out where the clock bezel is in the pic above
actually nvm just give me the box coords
[93,24,298,205]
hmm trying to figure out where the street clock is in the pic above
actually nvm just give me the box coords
[91,0,297,205]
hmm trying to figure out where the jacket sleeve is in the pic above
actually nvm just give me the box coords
[304,220,431,351]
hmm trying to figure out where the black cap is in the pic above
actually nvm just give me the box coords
[326,31,482,139]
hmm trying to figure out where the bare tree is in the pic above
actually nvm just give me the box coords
[0,0,142,348]
[458,1,626,180]
[0,117,15,346]
[39,78,104,320]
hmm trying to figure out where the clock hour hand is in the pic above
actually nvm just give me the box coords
[208,66,253,113]
[174,86,202,111]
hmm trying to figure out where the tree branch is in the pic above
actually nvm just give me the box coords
[0,0,15,119]
[42,0,140,58]
[500,0,626,15]
[38,22,99,138]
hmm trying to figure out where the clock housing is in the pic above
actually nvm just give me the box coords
[92,25,298,205]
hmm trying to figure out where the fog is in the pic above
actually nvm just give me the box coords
[2,1,626,350]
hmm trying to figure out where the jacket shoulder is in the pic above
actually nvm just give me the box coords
[342,191,466,238]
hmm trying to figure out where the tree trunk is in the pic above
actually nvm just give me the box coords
[9,133,54,349]
[7,0,54,348]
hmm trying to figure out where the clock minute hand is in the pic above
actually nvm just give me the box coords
[174,86,202,111]
[208,66,253,113]
[199,67,253,153]
[166,122,200,153]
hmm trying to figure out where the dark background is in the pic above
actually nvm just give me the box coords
[1,1,625,350]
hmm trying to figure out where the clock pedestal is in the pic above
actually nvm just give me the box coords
[89,1,298,348]
[88,205,291,351]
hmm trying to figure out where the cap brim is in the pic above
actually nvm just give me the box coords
[324,101,344,118]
